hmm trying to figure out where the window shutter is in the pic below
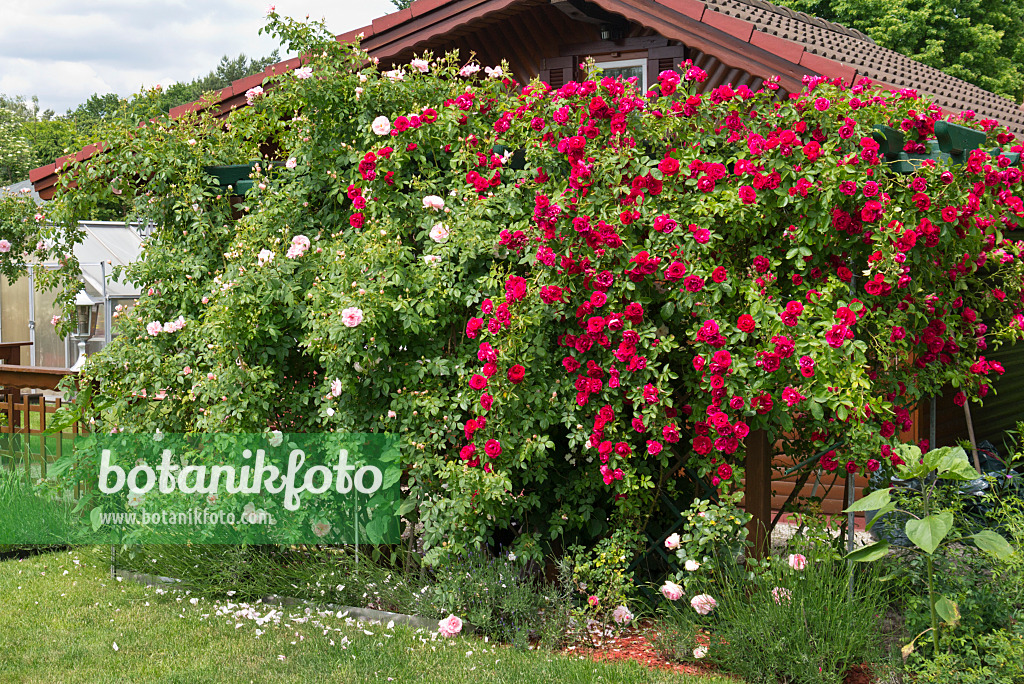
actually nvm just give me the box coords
[540,56,576,88]
[646,45,688,93]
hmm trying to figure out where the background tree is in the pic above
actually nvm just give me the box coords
[0,52,280,185]
[776,0,1024,102]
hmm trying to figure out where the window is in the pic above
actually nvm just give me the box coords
[595,58,646,91]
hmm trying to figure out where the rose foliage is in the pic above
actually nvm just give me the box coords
[28,14,1024,563]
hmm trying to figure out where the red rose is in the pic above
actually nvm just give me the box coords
[507,365,526,384]
[737,314,756,333]
[484,439,502,458]
[717,463,733,480]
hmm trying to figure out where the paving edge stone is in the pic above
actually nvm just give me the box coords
[113,567,442,632]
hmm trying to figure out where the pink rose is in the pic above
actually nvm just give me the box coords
[331,378,342,397]
[371,116,391,136]
[788,553,807,571]
[664,532,680,550]
[341,307,363,327]
[146,321,162,336]
[438,614,463,637]
[0,239,10,253]
[660,581,683,601]
[690,594,717,615]
[422,195,445,210]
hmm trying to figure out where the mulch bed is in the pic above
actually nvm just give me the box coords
[565,625,875,683]
[564,625,726,678]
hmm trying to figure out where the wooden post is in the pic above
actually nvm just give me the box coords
[744,429,772,559]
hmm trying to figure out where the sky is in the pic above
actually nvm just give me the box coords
[0,0,398,115]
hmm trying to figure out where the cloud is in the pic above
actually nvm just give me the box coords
[0,0,395,113]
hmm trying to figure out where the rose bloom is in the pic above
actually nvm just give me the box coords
[341,307,364,327]
[409,58,429,73]
[690,594,717,615]
[285,157,297,169]
[294,66,312,79]
[664,532,681,550]
[660,581,684,601]
[331,378,342,397]
[587,595,600,607]
[371,116,391,135]
[788,553,807,570]
[0,239,11,253]
[438,614,463,637]
[693,646,708,659]
[612,605,633,624]
[684,559,701,572]
[422,195,445,210]
[146,321,162,336]
[429,223,450,242]
[507,364,526,384]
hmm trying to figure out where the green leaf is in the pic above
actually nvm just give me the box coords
[906,512,953,554]
[865,503,897,531]
[844,540,889,562]
[935,596,960,627]
[90,506,104,533]
[843,487,892,513]
[972,530,1015,560]
[935,447,977,480]
[396,498,417,517]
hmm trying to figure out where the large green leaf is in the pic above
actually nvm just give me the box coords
[972,530,1015,560]
[934,447,976,480]
[843,487,892,513]
[935,596,960,627]
[844,540,890,562]
[906,512,953,554]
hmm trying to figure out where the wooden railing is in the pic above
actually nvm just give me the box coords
[0,366,81,487]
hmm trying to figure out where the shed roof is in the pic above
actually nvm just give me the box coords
[63,222,143,299]
[28,0,1024,199]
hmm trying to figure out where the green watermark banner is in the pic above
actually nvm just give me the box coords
[0,433,401,546]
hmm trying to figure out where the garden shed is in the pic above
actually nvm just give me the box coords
[24,0,1024,511]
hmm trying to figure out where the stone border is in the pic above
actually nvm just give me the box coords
[113,567,440,631]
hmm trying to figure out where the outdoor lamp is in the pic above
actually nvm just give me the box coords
[70,290,100,371]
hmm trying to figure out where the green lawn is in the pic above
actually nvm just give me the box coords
[0,548,733,684]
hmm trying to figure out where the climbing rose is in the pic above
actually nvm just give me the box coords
[422,195,445,210]
[429,223,450,242]
[507,365,525,384]
[371,116,391,135]
[341,307,363,327]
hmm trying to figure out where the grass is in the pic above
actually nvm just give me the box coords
[0,547,736,684]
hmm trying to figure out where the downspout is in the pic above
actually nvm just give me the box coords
[28,264,36,366]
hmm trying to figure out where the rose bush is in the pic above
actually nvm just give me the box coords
[29,14,1024,566]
